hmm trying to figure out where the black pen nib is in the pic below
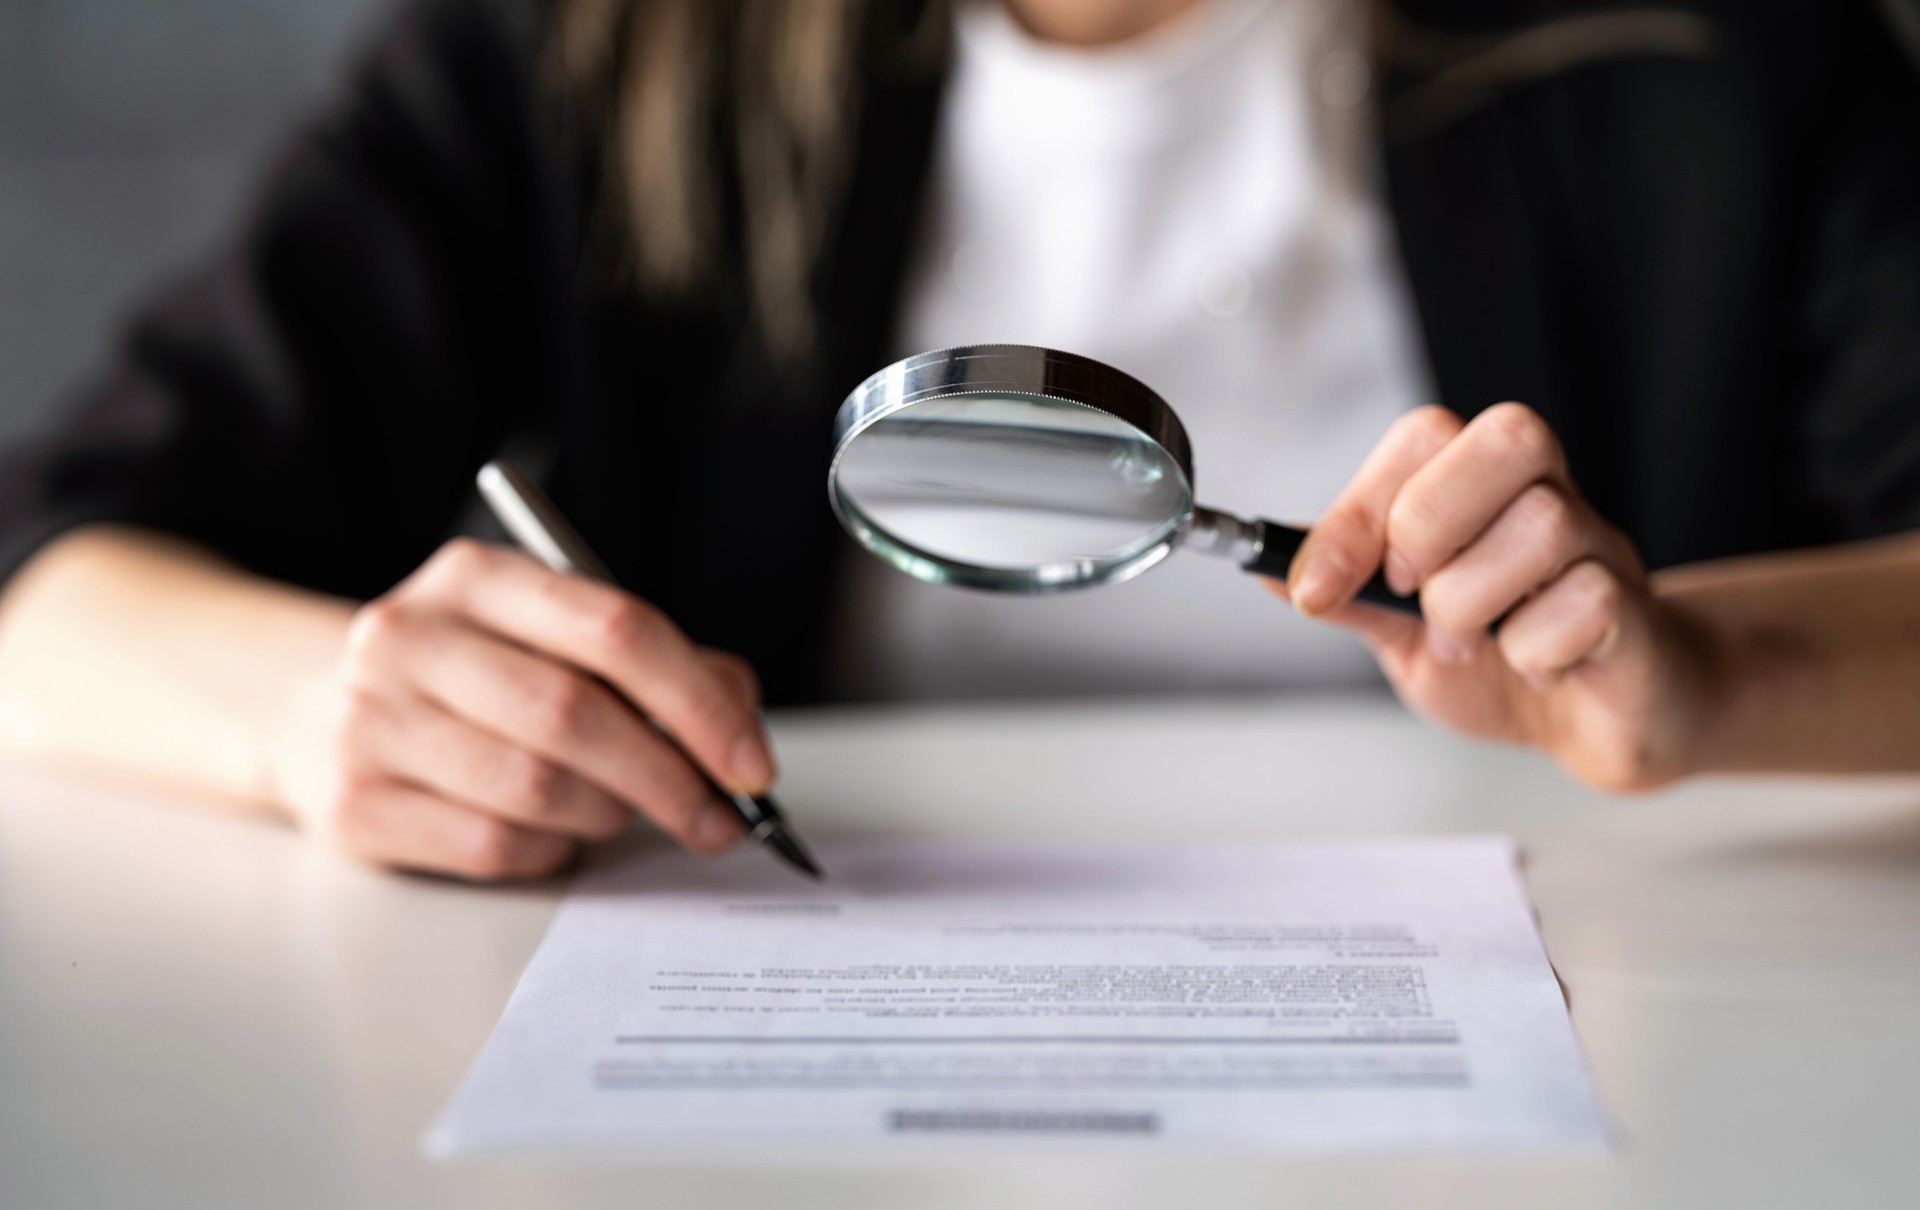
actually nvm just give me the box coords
[764,825,824,880]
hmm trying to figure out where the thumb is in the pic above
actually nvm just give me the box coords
[1265,576,1424,660]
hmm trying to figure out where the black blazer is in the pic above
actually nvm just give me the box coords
[4,0,1919,705]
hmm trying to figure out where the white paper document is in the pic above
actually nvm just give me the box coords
[431,838,1608,1154]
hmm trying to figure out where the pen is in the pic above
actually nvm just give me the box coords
[475,459,823,880]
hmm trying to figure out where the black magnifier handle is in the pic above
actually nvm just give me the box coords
[1226,517,1423,617]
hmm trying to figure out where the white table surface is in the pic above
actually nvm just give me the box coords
[4,694,1919,1209]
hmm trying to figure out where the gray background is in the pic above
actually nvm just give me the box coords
[0,0,387,442]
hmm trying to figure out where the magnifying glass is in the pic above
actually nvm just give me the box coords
[828,344,1419,612]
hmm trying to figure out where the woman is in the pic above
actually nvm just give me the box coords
[1,0,1918,880]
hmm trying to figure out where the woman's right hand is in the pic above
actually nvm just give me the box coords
[264,538,774,881]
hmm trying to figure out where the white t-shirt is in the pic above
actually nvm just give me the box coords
[833,0,1432,700]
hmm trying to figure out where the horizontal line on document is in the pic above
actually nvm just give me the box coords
[612,1035,1460,1045]
[890,1109,1159,1135]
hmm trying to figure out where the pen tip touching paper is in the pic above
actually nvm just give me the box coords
[765,827,824,880]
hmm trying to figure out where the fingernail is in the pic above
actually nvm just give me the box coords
[1385,550,1418,597]
[1292,553,1348,616]
[1428,630,1470,665]
[694,800,742,849]
[729,736,775,791]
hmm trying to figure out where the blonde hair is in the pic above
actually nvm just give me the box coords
[551,0,877,361]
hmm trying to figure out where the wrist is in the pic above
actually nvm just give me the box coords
[1650,588,1800,780]
[243,596,357,815]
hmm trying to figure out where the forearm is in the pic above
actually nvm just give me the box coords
[0,526,354,808]
[1659,531,1920,775]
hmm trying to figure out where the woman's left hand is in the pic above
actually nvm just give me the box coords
[1277,403,1726,791]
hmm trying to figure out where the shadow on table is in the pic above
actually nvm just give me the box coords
[576,831,1305,899]
[1695,801,1920,871]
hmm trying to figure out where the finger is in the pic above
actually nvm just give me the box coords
[1418,483,1601,662]
[403,540,774,793]
[344,607,744,853]
[1496,559,1638,689]
[701,649,762,713]
[1290,406,1462,616]
[328,777,575,881]
[1310,597,1429,679]
[343,690,633,840]
[1383,403,1572,594]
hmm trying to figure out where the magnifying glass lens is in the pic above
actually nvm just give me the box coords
[831,393,1191,584]
[831,346,1421,612]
